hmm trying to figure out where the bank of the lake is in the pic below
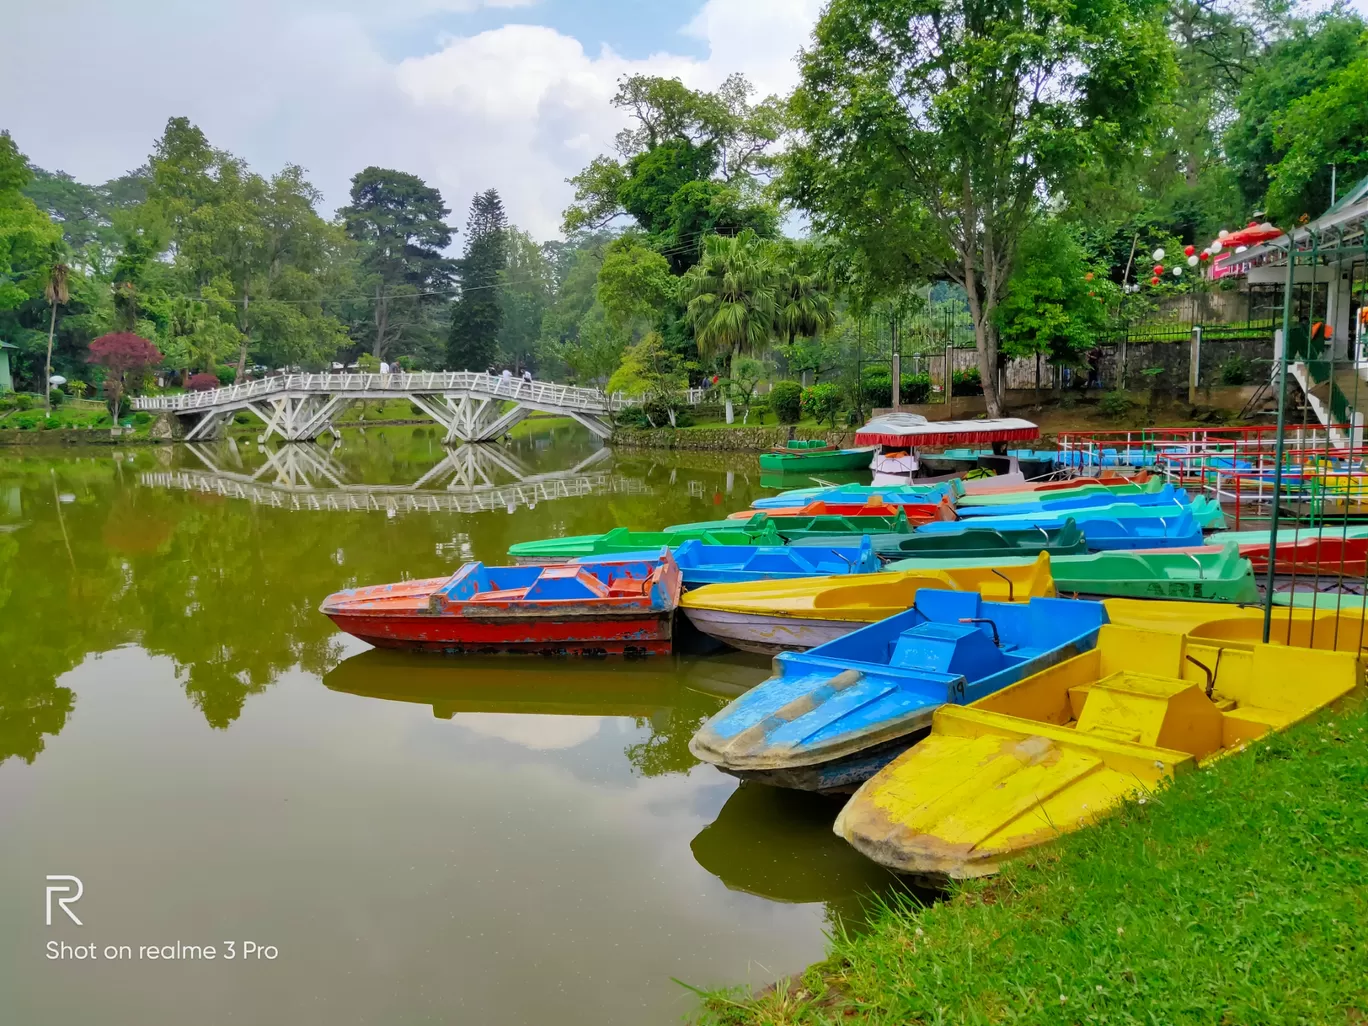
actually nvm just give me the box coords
[698,695,1368,1025]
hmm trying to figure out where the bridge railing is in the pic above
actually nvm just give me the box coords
[132,372,646,414]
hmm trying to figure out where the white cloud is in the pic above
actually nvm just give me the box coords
[0,0,822,239]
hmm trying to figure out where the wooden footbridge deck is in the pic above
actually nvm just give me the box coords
[132,372,688,444]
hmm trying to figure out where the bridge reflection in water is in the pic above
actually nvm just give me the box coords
[139,440,647,515]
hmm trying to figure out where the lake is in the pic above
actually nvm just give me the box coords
[0,423,899,1026]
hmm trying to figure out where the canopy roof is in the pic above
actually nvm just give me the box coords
[855,413,1040,448]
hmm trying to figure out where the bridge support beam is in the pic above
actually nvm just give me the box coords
[248,395,346,444]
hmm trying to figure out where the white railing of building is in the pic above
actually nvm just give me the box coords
[134,373,712,414]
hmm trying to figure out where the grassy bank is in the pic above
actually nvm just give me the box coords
[698,695,1368,1025]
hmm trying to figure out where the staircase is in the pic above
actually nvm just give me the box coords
[1284,326,1365,449]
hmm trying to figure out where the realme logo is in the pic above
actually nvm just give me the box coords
[45,876,83,926]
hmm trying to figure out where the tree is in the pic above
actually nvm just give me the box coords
[683,230,778,423]
[88,332,162,416]
[449,189,508,370]
[339,167,454,362]
[43,263,70,411]
[0,133,62,314]
[996,220,1116,364]
[785,0,1173,417]
[606,331,688,427]
[1265,43,1368,224]
[774,243,837,385]
[596,236,674,332]
[497,230,554,371]
[1225,13,1364,220]
[563,74,781,271]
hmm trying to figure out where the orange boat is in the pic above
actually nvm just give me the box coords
[320,553,684,657]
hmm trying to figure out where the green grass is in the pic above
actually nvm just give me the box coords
[697,695,1368,1026]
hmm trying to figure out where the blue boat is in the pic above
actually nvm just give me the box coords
[1079,511,1204,550]
[954,483,1188,520]
[752,483,951,510]
[916,495,1224,532]
[688,591,1108,792]
[595,538,879,589]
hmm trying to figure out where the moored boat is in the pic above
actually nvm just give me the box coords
[320,552,683,657]
[690,591,1107,792]
[654,537,879,588]
[835,519,1087,563]
[508,524,780,564]
[669,510,919,540]
[751,482,952,509]
[758,446,879,473]
[679,553,1055,655]
[725,496,956,520]
[887,543,1260,603]
[913,495,1226,531]
[835,623,1362,879]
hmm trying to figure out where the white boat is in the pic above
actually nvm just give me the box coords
[680,608,855,656]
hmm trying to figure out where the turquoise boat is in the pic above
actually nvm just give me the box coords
[915,495,1226,531]
[795,519,1088,562]
[662,538,879,587]
[667,510,917,541]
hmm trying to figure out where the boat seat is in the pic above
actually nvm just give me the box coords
[606,577,650,596]
[887,622,1005,678]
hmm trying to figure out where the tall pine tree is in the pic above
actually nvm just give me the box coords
[448,188,508,370]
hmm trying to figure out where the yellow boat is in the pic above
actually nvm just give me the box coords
[835,623,1361,879]
[1104,598,1368,653]
[679,553,1055,655]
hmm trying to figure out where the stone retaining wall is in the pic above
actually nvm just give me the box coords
[610,426,855,451]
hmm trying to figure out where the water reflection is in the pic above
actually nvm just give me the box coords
[691,782,903,924]
[323,648,771,778]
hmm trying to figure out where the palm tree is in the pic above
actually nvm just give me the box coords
[684,231,778,424]
[43,263,70,413]
[774,245,837,385]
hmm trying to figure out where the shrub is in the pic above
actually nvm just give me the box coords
[15,394,35,411]
[214,364,238,385]
[49,389,64,407]
[397,356,417,372]
[10,410,45,430]
[64,379,88,398]
[187,373,220,391]
[951,367,983,396]
[901,373,933,405]
[802,383,846,428]
[861,370,893,408]
[234,411,254,425]
[1219,354,1251,386]
[132,411,152,426]
[44,415,61,430]
[769,380,803,424]
[1099,389,1133,420]
[356,354,381,373]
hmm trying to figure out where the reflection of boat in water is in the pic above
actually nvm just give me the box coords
[322,647,770,717]
[690,782,896,904]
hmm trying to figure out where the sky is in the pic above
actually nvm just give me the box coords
[0,0,825,240]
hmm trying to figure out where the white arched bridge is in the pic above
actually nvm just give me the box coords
[131,372,702,444]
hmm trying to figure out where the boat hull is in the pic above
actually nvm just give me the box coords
[711,733,927,793]
[324,608,675,657]
[680,608,856,655]
[758,447,879,472]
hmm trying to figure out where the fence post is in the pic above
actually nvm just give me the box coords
[1188,325,1203,404]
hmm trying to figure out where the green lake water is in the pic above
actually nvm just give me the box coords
[0,423,899,1026]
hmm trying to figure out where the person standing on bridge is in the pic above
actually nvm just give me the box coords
[521,368,532,394]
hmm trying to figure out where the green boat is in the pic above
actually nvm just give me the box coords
[758,445,877,473]
[955,476,1167,507]
[887,543,1258,603]
[1271,591,1368,608]
[837,519,1089,562]
[666,509,916,541]
[508,524,782,564]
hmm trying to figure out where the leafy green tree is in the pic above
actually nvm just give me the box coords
[1265,43,1368,223]
[563,74,780,271]
[24,166,149,274]
[596,236,674,332]
[339,167,454,362]
[785,0,1173,417]
[0,133,62,314]
[996,220,1116,362]
[773,243,837,384]
[684,230,778,423]
[1225,12,1365,220]
[449,189,508,371]
[606,331,688,426]
[497,229,554,372]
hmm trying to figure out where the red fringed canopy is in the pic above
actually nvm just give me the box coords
[854,414,1040,448]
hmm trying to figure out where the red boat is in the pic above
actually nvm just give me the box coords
[320,553,683,657]
[725,497,957,521]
